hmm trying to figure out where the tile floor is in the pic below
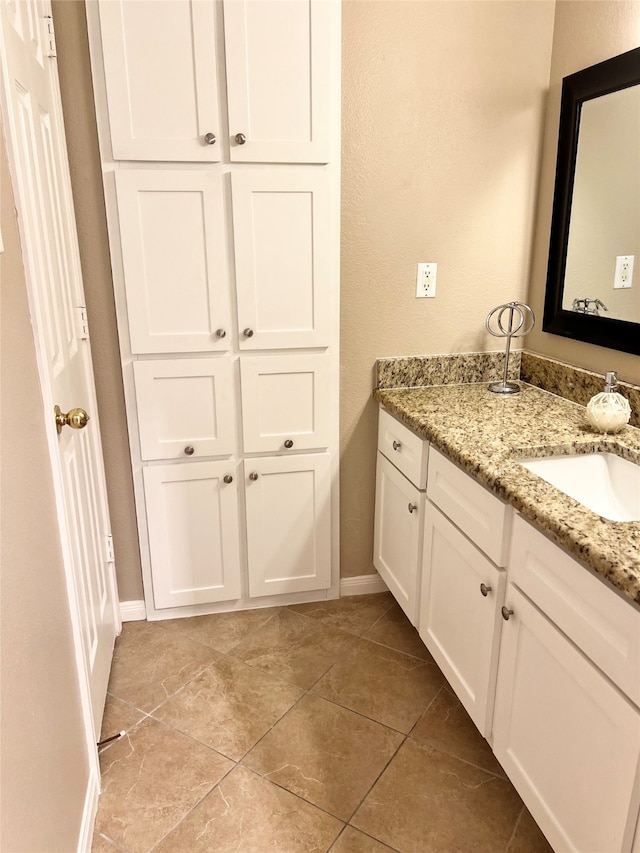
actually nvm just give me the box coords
[93,593,553,853]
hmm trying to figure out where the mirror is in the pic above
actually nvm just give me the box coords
[543,47,640,355]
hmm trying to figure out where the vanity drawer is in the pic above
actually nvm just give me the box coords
[427,447,511,566]
[378,407,428,488]
[510,515,640,707]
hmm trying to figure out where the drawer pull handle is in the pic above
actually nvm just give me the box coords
[249,472,259,481]
[243,327,254,338]
[284,439,294,449]
[392,440,402,451]
[223,474,233,484]
[204,132,217,145]
[216,328,226,338]
[480,583,492,597]
[501,606,514,621]
[408,503,418,513]
[235,132,247,145]
[184,445,195,456]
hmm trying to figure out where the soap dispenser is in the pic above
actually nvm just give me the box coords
[585,371,631,434]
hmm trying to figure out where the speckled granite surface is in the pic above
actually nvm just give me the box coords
[521,352,640,429]
[374,383,640,606]
[376,351,521,389]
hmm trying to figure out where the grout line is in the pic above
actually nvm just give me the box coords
[503,805,526,853]
[343,733,409,826]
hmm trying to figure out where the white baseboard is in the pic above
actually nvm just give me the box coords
[120,600,146,622]
[77,766,100,853]
[340,573,388,596]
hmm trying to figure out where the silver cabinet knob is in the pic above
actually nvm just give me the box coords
[249,472,259,481]
[392,440,402,451]
[204,132,217,145]
[284,439,294,449]
[408,503,418,513]
[223,474,233,484]
[235,132,246,145]
[501,606,514,621]
[216,328,226,338]
[243,328,254,338]
[184,445,195,456]
[480,583,492,597]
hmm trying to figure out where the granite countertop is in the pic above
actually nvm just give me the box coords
[373,383,640,606]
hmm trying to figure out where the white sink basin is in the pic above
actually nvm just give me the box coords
[520,452,640,522]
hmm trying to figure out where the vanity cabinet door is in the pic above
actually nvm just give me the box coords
[419,501,506,737]
[373,452,424,626]
[493,585,640,853]
[143,461,242,609]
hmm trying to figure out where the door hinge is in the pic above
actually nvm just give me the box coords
[43,15,57,58]
[76,305,89,340]
[105,534,115,563]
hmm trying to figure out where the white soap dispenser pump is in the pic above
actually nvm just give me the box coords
[585,371,631,434]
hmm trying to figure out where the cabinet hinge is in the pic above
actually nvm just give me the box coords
[76,305,89,340]
[104,534,115,563]
[43,15,57,58]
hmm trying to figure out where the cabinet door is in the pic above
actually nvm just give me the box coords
[143,461,242,608]
[223,0,332,163]
[419,502,506,737]
[116,171,232,353]
[493,586,640,853]
[373,453,424,626]
[244,453,331,597]
[98,0,221,161]
[240,354,330,453]
[232,170,331,349]
[134,359,236,460]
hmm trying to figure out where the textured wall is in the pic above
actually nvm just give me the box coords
[52,0,143,601]
[340,1,555,577]
[0,127,89,852]
[526,0,640,384]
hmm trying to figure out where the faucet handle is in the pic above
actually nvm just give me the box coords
[604,371,618,393]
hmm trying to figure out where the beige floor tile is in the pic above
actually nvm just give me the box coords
[331,826,397,852]
[363,601,434,661]
[158,607,281,653]
[312,638,445,733]
[507,808,554,853]
[243,693,403,821]
[106,621,217,712]
[155,765,343,853]
[229,608,358,688]
[352,738,523,853]
[96,717,232,852]
[289,593,394,635]
[152,655,303,760]
[99,694,146,743]
[91,833,121,852]
[410,685,506,777]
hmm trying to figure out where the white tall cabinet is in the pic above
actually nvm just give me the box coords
[87,0,341,619]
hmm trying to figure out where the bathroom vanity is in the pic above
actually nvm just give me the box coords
[374,380,640,853]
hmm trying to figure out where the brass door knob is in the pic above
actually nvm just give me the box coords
[55,405,90,435]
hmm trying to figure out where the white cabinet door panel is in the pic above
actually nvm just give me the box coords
[420,502,506,737]
[493,586,640,853]
[98,0,221,161]
[232,170,331,349]
[245,453,331,597]
[373,453,424,626]
[240,354,330,453]
[223,0,332,163]
[116,171,232,353]
[134,359,236,460]
[144,461,242,608]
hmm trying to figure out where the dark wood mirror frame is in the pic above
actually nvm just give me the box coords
[542,47,640,356]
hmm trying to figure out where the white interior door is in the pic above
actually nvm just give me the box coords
[0,0,119,737]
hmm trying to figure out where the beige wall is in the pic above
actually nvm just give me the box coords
[526,0,640,384]
[0,128,90,852]
[52,0,143,601]
[340,1,555,577]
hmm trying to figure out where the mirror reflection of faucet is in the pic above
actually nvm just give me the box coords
[571,297,608,316]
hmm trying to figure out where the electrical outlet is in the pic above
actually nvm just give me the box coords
[614,255,634,289]
[416,262,437,298]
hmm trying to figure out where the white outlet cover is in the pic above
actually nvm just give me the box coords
[614,255,634,289]
[416,262,437,298]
